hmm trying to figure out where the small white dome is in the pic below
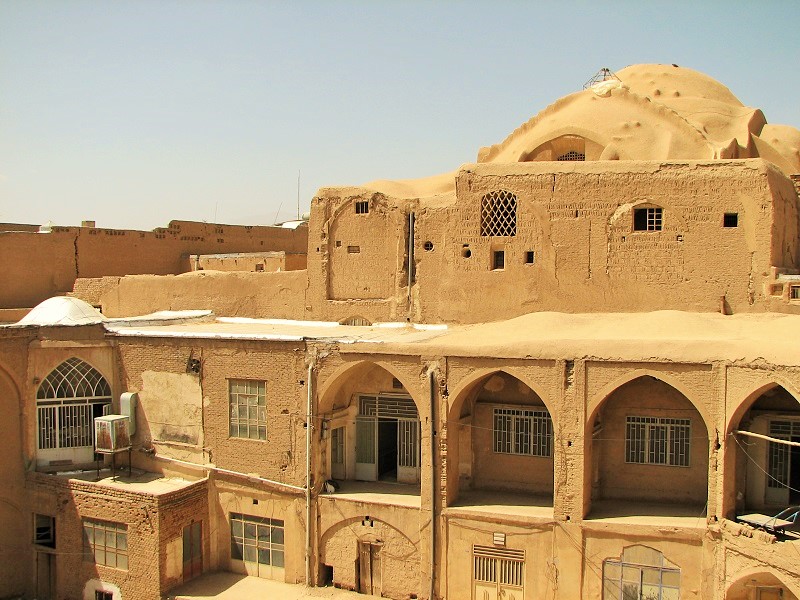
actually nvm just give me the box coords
[18,296,105,326]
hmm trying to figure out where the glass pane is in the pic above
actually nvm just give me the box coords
[603,578,621,600]
[117,553,128,570]
[116,532,127,551]
[622,566,640,582]
[272,549,284,567]
[641,584,661,600]
[258,548,271,565]
[271,526,284,545]
[95,530,105,547]
[258,426,266,440]
[257,525,270,543]
[661,587,680,600]
[244,523,256,539]
[622,583,639,600]
[95,548,106,565]
[243,545,257,563]
[604,562,621,580]
[231,539,243,560]
[231,520,242,537]
[642,567,660,585]
[662,571,680,587]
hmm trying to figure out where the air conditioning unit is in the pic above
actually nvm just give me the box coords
[94,415,131,453]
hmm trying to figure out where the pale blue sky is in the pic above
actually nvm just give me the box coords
[1,1,799,230]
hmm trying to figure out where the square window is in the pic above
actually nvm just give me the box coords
[493,251,505,270]
[83,519,127,570]
[633,207,663,231]
[229,380,267,440]
[525,251,535,264]
[723,213,739,227]
[791,286,800,300]
[355,201,369,214]
[34,514,55,548]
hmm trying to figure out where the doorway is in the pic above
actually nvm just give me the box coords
[354,395,420,484]
[766,420,800,505]
[358,541,382,596]
[36,552,55,600]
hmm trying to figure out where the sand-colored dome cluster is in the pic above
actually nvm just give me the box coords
[363,64,799,198]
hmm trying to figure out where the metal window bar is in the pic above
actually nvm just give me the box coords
[768,420,791,488]
[493,408,552,457]
[398,419,420,468]
[38,405,57,450]
[647,208,662,231]
[626,417,690,466]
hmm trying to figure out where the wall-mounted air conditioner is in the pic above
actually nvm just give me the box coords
[94,415,132,453]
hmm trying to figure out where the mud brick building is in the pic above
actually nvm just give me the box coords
[1,64,800,600]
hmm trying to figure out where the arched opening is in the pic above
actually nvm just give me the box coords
[318,362,422,493]
[726,570,799,600]
[519,134,604,162]
[729,384,800,515]
[587,376,709,519]
[602,545,680,600]
[36,357,112,468]
[448,371,554,513]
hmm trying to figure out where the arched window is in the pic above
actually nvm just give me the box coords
[37,358,111,450]
[480,190,517,237]
[603,546,680,600]
[557,150,585,161]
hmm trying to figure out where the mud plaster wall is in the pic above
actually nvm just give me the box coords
[0,220,308,310]
[91,270,307,319]
[0,334,31,597]
[319,505,422,598]
[157,482,209,594]
[305,191,412,323]
[413,161,793,323]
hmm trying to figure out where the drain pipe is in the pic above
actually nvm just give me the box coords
[429,367,437,600]
[407,211,415,316]
[306,355,315,587]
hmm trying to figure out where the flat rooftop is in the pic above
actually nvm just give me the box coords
[54,468,203,496]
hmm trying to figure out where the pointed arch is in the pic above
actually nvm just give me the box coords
[727,377,800,434]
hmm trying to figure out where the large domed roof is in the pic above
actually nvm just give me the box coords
[18,296,106,326]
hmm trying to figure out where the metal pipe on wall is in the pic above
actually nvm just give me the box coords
[429,367,436,600]
[306,357,315,586]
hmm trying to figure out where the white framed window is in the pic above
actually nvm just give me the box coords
[229,379,267,440]
[83,519,128,570]
[493,407,553,457]
[230,513,284,578]
[633,207,663,231]
[625,416,690,467]
[603,546,680,600]
[36,358,111,450]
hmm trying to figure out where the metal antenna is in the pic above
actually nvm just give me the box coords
[297,170,301,220]
[583,67,621,90]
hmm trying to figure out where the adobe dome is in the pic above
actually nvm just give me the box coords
[17,296,106,326]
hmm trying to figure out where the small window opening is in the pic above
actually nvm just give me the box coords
[633,207,663,231]
[493,251,505,270]
[392,377,404,390]
[723,213,739,228]
[770,284,784,297]
[347,245,360,254]
[525,251,535,264]
[423,241,434,251]
[791,286,800,300]
[557,151,585,161]
[95,592,113,600]
[335,240,342,247]
[462,248,472,259]
[355,201,369,214]
[34,514,55,548]
[254,263,264,272]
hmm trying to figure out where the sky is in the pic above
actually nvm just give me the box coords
[1,1,799,231]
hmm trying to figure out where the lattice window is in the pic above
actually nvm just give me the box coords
[83,519,128,570]
[493,408,553,457]
[473,545,525,587]
[603,546,680,600]
[557,151,585,161]
[480,191,517,237]
[625,416,690,467]
[229,379,267,440]
[36,358,111,450]
[633,207,663,231]
[230,513,284,569]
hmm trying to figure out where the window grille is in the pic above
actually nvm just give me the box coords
[230,513,284,569]
[791,286,800,301]
[473,545,525,586]
[633,207,663,231]
[331,427,345,465]
[229,379,267,440]
[767,420,800,489]
[603,546,680,600]
[480,191,517,237]
[358,395,418,420]
[493,408,553,457]
[95,592,113,600]
[83,519,128,569]
[355,201,369,214]
[493,250,505,270]
[398,420,420,468]
[625,416,690,467]
[557,151,585,161]
[36,358,111,450]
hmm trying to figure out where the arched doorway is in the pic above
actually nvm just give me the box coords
[447,370,554,510]
[729,384,800,513]
[726,570,799,600]
[587,375,709,517]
